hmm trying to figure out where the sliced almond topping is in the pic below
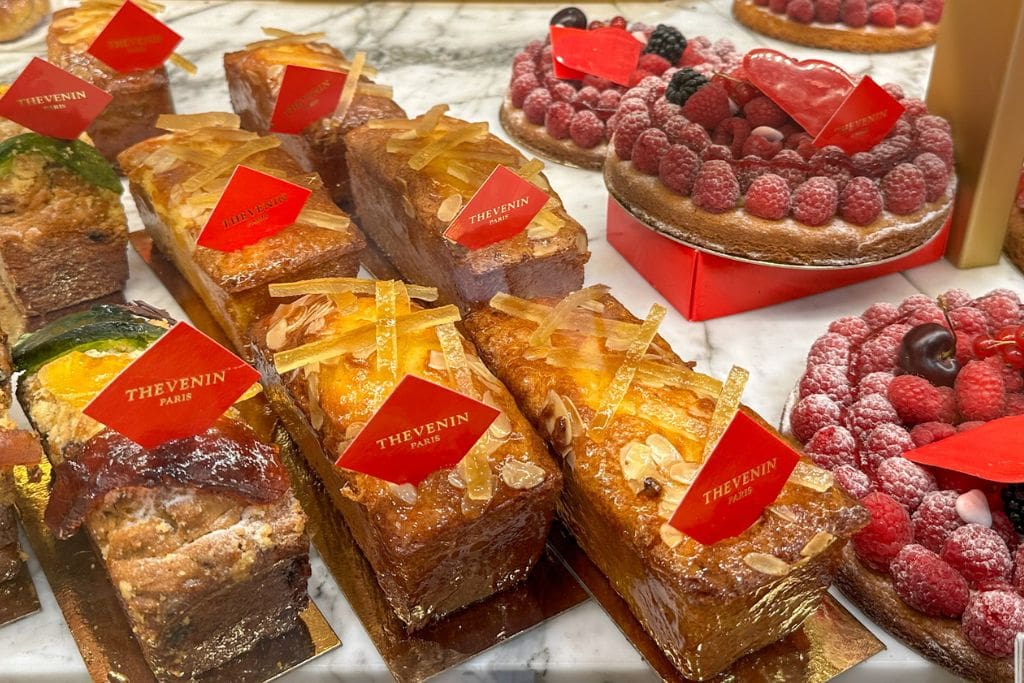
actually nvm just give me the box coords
[426,349,447,372]
[481,391,512,440]
[646,433,682,472]
[660,523,684,549]
[801,531,835,558]
[668,461,699,485]
[265,317,289,351]
[744,553,791,576]
[388,483,418,506]
[157,112,240,131]
[532,242,559,257]
[658,486,685,519]
[768,505,798,523]
[344,421,365,440]
[619,441,655,493]
[447,468,465,489]
[789,461,834,492]
[182,136,281,192]
[500,460,546,489]
[298,208,352,233]
[269,277,437,301]
[528,285,609,347]
[543,390,573,453]
[436,194,463,223]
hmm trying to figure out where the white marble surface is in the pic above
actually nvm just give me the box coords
[0,1,1018,680]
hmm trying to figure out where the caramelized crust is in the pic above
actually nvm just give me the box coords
[0,0,48,42]
[499,96,606,171]
[224,37,406,206]
[463,291,868,680]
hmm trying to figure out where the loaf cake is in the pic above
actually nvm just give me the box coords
[47,0,194,166]
[0,0,48,42]
[251,277,562,630]
[0,107,128,338]
[788,288,1024,681]
[118,113,364,353]
[224,28,405,206]
[345,106,589,311]
[463,287,868,680]
[501,11,740,170]
[732,0,942,52]
[604,60,954,265]
[13,303,310,678]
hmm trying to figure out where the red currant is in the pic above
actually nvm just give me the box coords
[1016,326,1024,350]
[588,20,605,30]
[974,335,1001,359]
[609,16,628,29]
[1002,345,1024,370]
[996,325,1021,341]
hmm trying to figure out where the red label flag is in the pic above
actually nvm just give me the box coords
[197,165,312,252]
[87,0,182,73]
[0,58,112,140]
[83,322,260,449]
[336,375,499,485]
[549,26,643,86]
[669,411,800,545]
[269,65,348,134]
[443,165,549,250]
[904,415,1024,483]
[813,76,906,154]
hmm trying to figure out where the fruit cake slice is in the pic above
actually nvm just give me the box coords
[224,28,405,206]
[464,287,867,680]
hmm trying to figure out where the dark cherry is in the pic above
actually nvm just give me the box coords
[550,6,588,28]
[899,323,960,387]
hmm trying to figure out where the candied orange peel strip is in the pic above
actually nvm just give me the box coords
[528,285,608,347]
[700,366,749,461]
[182,136,281,192]
[333,51,365,121]
[407,122,489,171]
[156,112,241,131]
[590,304,667,440]
[788,461,834,492]
[268,277,437,301]
[246,30,327,50]
[374,280,399,390]
[490,292,642,345]
[296,208,352,233]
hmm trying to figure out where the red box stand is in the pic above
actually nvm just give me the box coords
[606,197,952,321]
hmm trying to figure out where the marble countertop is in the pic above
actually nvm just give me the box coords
[0,1,1016,680]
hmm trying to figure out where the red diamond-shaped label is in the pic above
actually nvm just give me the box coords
[813,76,905,154]
[87,0,182,73]
[336,375,500,485]
[270,65,347,134]
[83,322,260,449]
[197,165,312,252]
[0,58,112,139]
[443,165,549,250]
[669,411,800,545]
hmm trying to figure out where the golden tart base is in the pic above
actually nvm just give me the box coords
[732,0,938,53]
[499,95,607,171]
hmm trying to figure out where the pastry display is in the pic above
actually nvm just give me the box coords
[345,106,589,311]
[732,0,943,52]
[604,57,955,265]
[0,102,129,337]
[500,9,741,169]
[118,113,364,353]
[13,303,312,678]
[224,28,405,206]
[0,0,48,42]
[252,277,562,630]
[463,287,868,680]
[47,0,195,166]
[788,288,1024,681]
[1004,168,1024,272]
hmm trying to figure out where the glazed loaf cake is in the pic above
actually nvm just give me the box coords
[345,107,589,311]
[118,113,365,353]
[14,304,310,678]
[225,29,405,206]
[251,278,562,629]
[0,113,128,337]
[463,288,868,680]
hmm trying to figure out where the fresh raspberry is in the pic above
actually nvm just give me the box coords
[807,332,852,369]
[522,88,553,125]
[630,129,670,175]
[786,0,815,23]
[913,491,964,553]
[842,0,869,26]
[891,543,970,617]
[544,101,574,140]
[976,580,1018,595]
[1006,392,1024,416]
[962,590,1024,657]
[743,96,788,129]
[917,127,954,167]
[800,365,853,405]
[670,120,711,152]
[987,356,1024,392]
[713,117,751,158]
[809,147,853,191]
[955,359,1007,421]
[898,293,935,316]
[834,464,873,498]
[853,491,913,571]
[921,0,944,23]
[768,0,788,12]
[860,423,916,472]
[993,510,1020,551]
[948,306,989,336]
[804,425,857,469]
[933,469,990,495]
[594,89,621,120]
[651,99,683,127]
[882,82,905,101]
[828,316,872,345]
[888,375,957,425]
[877,456,937,511]
[616,97,650,118]
[905,305,947,327]
[741,134,782,160]
[612,111,652,160]
[881,163,927,215]
[941,524,1013,588]
[914,114,952,136]
[658,144,701,195]
[681,83,731,130]
[897,3,924,27]
[901,98,928,119]
[522,39,545,59]
[958,420,986,432]
[844,394,900,441]
[511,59,536,81]
[637,53,672,76]
[839,176,884,226]
[910,421,957,446]
[869,2,897,27]
[609,15,627,29]
[857,371,895,400]
[692,159,740,213]
[938,288,972,310]
[701,144,733,162]
[791,393,842,442]
[573,85,600,112]
[815,0,842,23]
[550,81,577,105]
[909,153,950,205]
[771,149,807,190]
[976,293,1022,329]
[510,73,541,108]
[744,173,791,220]
[1013,546,1024,592]
[569,110,605,149]
[854,329,904,378]
[628,69,656,88]
[791,177,838,226]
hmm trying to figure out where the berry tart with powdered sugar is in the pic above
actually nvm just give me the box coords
[499,7,740,170]
[787,289,1024,682]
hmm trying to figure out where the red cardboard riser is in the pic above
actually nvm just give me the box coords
[606,197,952,321]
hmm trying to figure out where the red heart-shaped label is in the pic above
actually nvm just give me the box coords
[743,49,854,136]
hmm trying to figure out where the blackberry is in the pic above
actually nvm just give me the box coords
[1001,484,1024,535]
[643,24,687,65]
[664,68,708,106]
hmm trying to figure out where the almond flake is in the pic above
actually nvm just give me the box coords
[500,460,546,489]
[660,523,684,549]
[743,552,791,576]
[800,531,835,558]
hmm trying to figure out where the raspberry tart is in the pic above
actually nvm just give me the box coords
[788,289,1024,681]
[732,0,943,53]
[604,62,955,266]
[499,8,740,170]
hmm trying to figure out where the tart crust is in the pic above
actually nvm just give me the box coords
[836,545,1012,683]
[1004,207,1024,272]
[499,96,606,170]
[732,0,938,53]
[604,152,953,266]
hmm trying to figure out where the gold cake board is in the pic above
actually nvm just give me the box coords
[0,559,39,629]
